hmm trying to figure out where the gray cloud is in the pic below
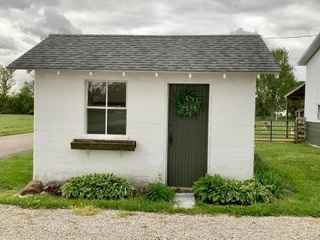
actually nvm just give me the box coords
[22,7,81,38]
[0,0,79,40]
[231,28,256,34]
[214,0,294,13]
[0,0,34,9]
[0,0,59,9]
[0,0,319,81]
[0,36,17,50]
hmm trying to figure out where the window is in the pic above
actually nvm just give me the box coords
[86,81,126,135]
[318,105,320,120]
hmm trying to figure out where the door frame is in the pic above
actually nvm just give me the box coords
[162,79,213,186]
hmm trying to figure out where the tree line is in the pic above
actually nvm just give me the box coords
[256,48,301,120]
[0,65,34,114]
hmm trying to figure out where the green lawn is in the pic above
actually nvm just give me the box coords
[0,151,32,192]
[1,144,320,216]
[0,114,33,136]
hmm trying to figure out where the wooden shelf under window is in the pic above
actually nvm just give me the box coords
[70,139,136,151]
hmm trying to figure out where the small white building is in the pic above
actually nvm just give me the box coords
[8,34,279,187]
[299,33,320,146]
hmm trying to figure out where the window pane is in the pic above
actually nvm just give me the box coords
[108,82,126,107]
[88,81,106,106]
[107,109,126,134]
[87,109,105,134]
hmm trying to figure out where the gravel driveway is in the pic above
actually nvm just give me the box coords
[0,133,33,158]
[0,205,320,240]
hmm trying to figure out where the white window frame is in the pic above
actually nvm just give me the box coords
[85,80,127,137]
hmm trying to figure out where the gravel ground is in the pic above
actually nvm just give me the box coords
[1,205,320,240]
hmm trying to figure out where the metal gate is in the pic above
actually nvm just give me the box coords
[255,118,304,143]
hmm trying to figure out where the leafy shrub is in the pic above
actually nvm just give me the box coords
[144,182,175,202]
[255,171,285,197]
[62,173,134,200]
[192,175,272,205]
[255,154,294,197]
[237,179,273,205]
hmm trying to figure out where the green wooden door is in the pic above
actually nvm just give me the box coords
[167,84,209,187]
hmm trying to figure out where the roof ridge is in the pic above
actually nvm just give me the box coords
[48,33,260,37]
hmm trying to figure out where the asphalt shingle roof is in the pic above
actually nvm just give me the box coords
[298,33,320,65]
[8,34,279,72]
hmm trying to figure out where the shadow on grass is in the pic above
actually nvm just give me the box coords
[254,153,295,198]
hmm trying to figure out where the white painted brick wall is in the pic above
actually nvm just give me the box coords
[34,70,256,183]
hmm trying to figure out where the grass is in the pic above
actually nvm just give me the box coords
[0,114,33,136]
[198,143,320,216]
[72,206,101,216]
[0,151,32,191]
[1,144,320,216]
[116,211,136,218]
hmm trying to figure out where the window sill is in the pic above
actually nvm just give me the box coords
[70,139,136,151]
[80,134,129,140]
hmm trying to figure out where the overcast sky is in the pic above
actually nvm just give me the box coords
[1,0,319,89]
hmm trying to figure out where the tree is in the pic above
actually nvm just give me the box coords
[0,65,14,98]
[256,48,299,119]
[12,81,34,114]
[0,66,15,113]
[0,77,34,114]
[22,80,34,97]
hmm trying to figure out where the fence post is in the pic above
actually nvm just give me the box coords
[270,120,273,143]
[286,119,289,139]
[294,118,298,144]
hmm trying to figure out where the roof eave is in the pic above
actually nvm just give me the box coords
[5,66,280,73]
[284,83,305,98]
[298,33,320,66]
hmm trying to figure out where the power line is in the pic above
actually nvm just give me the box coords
[264,33,318,40]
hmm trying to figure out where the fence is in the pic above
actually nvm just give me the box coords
[255,118,304,143]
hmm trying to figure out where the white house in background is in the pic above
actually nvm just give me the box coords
[298,33,320,146]
[8,34,279,187]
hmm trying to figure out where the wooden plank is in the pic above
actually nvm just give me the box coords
[256,139,295,143]
[70,139,136,151]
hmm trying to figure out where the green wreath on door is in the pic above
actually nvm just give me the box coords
[176,89,202,119]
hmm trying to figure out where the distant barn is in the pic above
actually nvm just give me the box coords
[298,33,320,146]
